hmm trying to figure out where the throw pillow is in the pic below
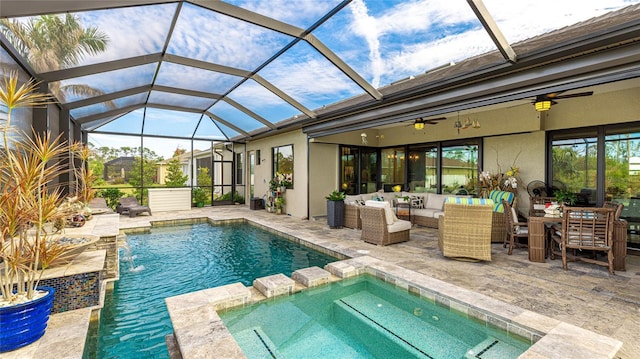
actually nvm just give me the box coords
[511,207,520,232]
[426,194,447,210]
[355,199,365,206]
[410,195,424,209]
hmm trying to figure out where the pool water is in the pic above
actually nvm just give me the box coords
[84,222,337,359]
[221,275,531,359]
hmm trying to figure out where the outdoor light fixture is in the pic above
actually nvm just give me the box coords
[414,121,425,130]
[454,117,463,134]
[535,100,552,111]
[360,132,368,145]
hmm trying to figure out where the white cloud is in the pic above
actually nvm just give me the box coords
[342,0,639,86]
[349,0,383,87]
[230,0,338,28]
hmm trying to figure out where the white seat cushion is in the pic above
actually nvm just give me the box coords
[412,208,441,218]
[387,219,412,233]
[511,207,520,231]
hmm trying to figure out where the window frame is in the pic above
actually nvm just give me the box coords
[272,144,294,189]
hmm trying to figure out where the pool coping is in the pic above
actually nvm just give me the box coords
[165,255,623,359]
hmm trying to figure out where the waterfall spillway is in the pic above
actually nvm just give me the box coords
[120,235,145,273]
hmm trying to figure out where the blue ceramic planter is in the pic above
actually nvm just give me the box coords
[0,286,55,352]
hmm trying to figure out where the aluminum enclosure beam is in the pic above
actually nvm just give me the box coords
[467,0,517,63]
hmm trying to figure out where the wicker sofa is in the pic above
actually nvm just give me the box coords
[344,191,463,229]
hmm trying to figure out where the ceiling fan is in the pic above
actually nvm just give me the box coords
[532,90,594,111]
[408,117,446,130]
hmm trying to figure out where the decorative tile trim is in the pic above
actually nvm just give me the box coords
[40,271,102,313]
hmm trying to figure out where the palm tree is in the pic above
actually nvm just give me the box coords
[0,14,110,103]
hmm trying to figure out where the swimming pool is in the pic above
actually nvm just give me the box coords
[220,274,531,358]
[84,222,338,359]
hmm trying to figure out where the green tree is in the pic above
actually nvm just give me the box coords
[196,167,212,203]
[128,156,158,203]
[0,14,110,102]
[165,158,187,187]
[196,167,212,187]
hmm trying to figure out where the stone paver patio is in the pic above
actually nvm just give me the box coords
[3,205,639,358]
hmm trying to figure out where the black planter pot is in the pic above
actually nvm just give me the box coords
[327,200,345,229]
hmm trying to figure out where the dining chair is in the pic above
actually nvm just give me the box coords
[502,200,529,255]
[603,201,624,220]
[550,206,615,274]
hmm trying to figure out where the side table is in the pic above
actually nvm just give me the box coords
[395,202,412,222]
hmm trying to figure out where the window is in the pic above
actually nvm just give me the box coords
[441,143,479,194]
[550,124,640,250]
[551,132,598,205]
[340,147,358,194]
[236,152,243,185]
[605,132,640,202]
[407,145,438,193]
[272,144,293,188]
[381,147,405,192]
[339,141,479,195]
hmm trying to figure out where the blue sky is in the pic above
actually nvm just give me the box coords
[5,0,639,158]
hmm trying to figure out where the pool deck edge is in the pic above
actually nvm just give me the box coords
[165,255,623,359]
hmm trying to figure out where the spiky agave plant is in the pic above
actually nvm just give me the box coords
[0,71,67,303]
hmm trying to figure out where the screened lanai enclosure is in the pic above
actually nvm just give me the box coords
[1,0,640,207]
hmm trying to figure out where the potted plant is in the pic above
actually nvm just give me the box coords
[275,197,285,214]
[269,177,280,194]
[0,72,68,352]
[554,189,577,206]
[326,190,346,228]
[192,187,207,207]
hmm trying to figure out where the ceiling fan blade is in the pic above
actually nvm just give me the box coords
[553,91,594,99]
[545,91,566,98]
[419,116,446,124]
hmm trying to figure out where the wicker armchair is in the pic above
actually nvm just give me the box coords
[488,190,515,243]
[438,197,494,261]
[344,204,362,229]
[360,201,411,246]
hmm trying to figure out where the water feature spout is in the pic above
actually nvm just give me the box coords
[119,235,145,273]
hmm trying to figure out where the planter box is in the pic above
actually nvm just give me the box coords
[327,200,345,228]
[148,188,191,212]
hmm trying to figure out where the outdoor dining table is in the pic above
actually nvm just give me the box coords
[527,213,628,270]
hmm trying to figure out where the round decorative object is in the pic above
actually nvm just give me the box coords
[71,214,86,227]
[0,286,55,352]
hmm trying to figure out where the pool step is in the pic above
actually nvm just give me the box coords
[335,291,518,359]
[464,337,526,359]
[225,301,312,347]
[234,327,281,359]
